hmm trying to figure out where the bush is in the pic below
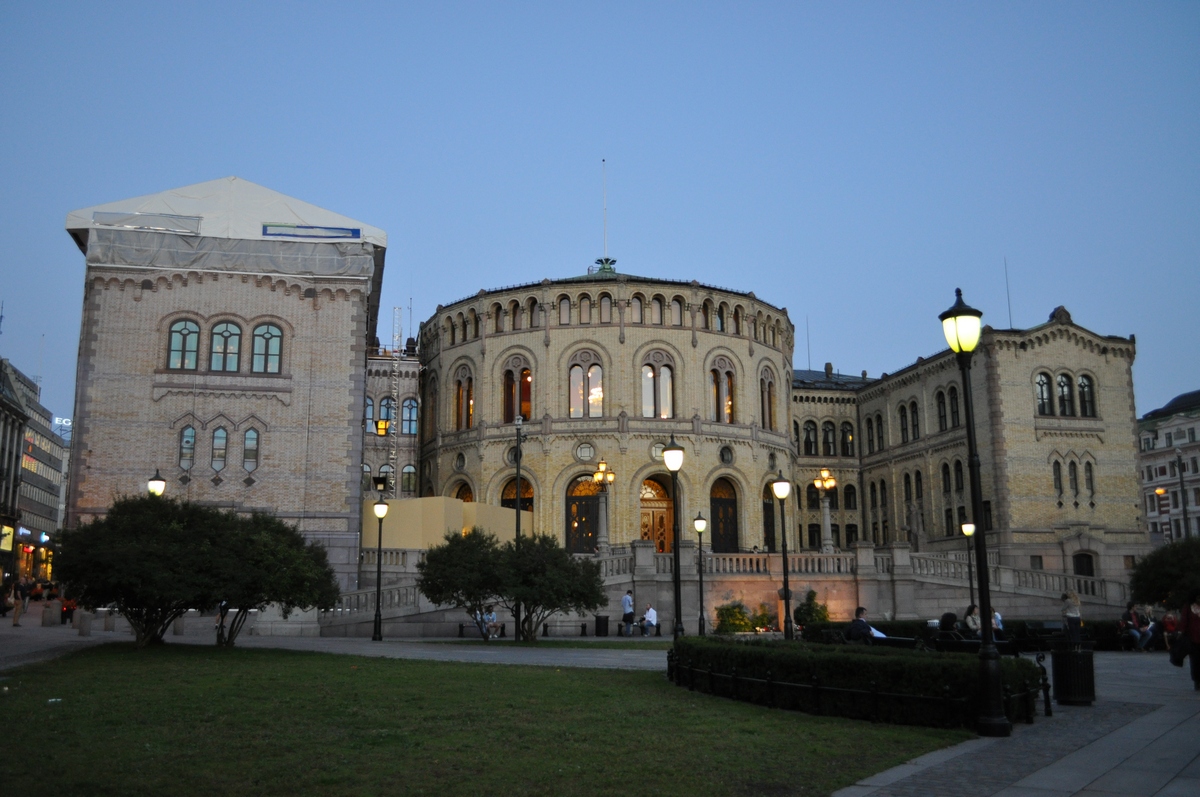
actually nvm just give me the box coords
[673,636,1040,728]
[793,589,829,628]
[749,602,777,631]
[714,601,754,633]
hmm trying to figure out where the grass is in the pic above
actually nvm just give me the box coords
[0,643,970,796]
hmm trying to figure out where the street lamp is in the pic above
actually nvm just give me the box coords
[694,512,708,636]
[371,494,389,642]
[514,416,525,641]
[813,468,837,553]
[940,288,1011,738]
[148,469,166,497]
[961,523,976,607]
[1175,448,1191,539]
[663,434,685,639]
[593,459,616,553]
[772,471,794,639]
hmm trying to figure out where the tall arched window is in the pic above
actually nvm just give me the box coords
[803,421,818,455]
[599,295,612,323]
[454,368,474,430]
[709,357,736,423]
[509,300,522,330]
[559,297,571,325]
[701,303,711,330]
[875,414,885,450]
[840,422,855,457]
[641,353,674,419]
[211,428,227,472]
[761,485,777,553]
[630,296,643,324]
[380,397,396,427]
[822,422,836,456]
[866,419,875,454]
[1068,461,1079,495]
[807,484,821,510]
[910,402,920,439]
[869,482,878,508]
[670,299,683,326]
[710,478,739,553]
[527,298,541,328]
[501,478,534,511]
[936,391,947,431]
[1078,375,1096,417]
[793,420,801,449]
[904,473,913,502]
[1057,374,1075,416]
[445,318,455,346]
[401,398,418,435]
[251,323,283,373]
[1085,462,1094,494]
[168,320,200,370]
[651,297,664,325]
[1036,373,1054,415]
[364,397,374,424]
[844,485,857,510]
[716,305,726,332]
[579,296,592,324]
[759,369,776,431]
[914,471,923,503]
[1053,461,1063,495]
[379,464,394,490]
[502,357,532,423]
[942,463,952,493]
[209,322,241,372]
[493,303,504,333]
[400,464,417,494]
[732,307,742,335]
[949,386,960,427]
[954,460,964,492]
[899,405,909,443]
[179,426,195,470]
[242,429,259,472]
[569,356,603,419]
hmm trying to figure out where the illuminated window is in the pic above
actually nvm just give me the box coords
[209,323,241,372]
[569,357,603,419]
[641,355,674,419]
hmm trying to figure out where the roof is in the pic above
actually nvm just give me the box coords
[1142,389,1200,421]
[65,176,386,250]
[792,369,874,391]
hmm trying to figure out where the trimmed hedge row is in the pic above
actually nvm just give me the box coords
[673,637,1040,720]
[798,620,929,642]
[801,618,1128,651]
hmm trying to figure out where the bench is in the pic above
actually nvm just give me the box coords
[459,622,505,639]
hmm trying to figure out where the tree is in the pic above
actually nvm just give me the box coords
[793,589,830,628]
[416,529,505,640]
[58,496,236,647]
[211,511,340,647]
[496,533,606,643]
[1130,537,1200,609]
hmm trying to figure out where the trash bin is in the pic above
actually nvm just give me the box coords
[1050,642,1095,706]
[594,615,609,637]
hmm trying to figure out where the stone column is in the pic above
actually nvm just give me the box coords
[596,488,610,554]
[889,542,918,620]
[820,494,835,553]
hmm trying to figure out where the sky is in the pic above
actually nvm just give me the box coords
[0,3,1196,423]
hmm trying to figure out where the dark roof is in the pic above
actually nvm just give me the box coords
[791,369,874,391]
[1143,389,1200,420]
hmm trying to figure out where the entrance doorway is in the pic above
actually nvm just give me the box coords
[565,475,601,553]
[710,478,738,553]
[640,478,673,552]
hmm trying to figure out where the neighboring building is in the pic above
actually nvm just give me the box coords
[64,177,387,591]
[363,338,421,497]
[0,360,30,577]
[1138,390,1199,542]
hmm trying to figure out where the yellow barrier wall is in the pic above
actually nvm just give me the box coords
[360,497,533,550]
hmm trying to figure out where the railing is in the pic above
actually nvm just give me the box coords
[706,553,772,574]
[655,554,674,575]
[785,552,855,575]
[1010,569,1126,603]
[360,548,425,571]
[874,554,893,574]
[601,553,634,578]
[911,554,973,581]
[322,584,421,622]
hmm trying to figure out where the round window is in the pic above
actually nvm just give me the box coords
[651,443,665,461]
[454,452,466,471]
[719,446,734,465]
[576,443,595,461]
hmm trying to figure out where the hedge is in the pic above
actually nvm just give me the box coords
[672,636,1041,729]
[802,618,1129,651]
[798,620,930,642]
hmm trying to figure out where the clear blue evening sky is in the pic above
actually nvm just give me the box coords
[1,3,1196,422]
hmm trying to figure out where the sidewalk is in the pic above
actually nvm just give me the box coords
[833,652,1199,797]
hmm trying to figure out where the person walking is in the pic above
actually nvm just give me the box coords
[9,580,22,627]
[1177,589,1200,691]
[621,590,634,637]
[1062,591,1082,650]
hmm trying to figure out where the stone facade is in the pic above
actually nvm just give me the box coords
[1137,390,1199,541]
[64,178,386,591]
[363,341,420,499]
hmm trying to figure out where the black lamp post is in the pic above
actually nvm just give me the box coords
[962,522,976,608]
[939,288,1011,737]
[371,490,388,642]
[772,471,794,639]
[514,416,525,641]
[663,435,685,639]
[1176,448,1191,539]
[148,469,165,497]
[694,512,707,636]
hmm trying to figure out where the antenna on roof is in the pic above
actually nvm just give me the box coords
[806,315,812,370]
[0,301,4,336]
[1004,257,1013,328]
[592,159,617,274]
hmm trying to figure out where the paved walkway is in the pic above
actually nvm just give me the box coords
[4,617,1197,796]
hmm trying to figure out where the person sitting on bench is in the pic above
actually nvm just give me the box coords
[640,604,658,636]
[846,606,872,643]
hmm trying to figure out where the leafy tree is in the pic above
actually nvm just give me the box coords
[714,601,753,633]
[793,589,830,628]
[496,533,605,643]
[212,511,340,647]
[1130,537,1200,609]
[416,529,505,640]
[58,496,236,647]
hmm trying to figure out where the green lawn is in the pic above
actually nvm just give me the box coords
[0,644,969,796]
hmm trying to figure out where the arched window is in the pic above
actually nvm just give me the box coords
[701,303,711,330]
[569,357,603,419]
[641,354,674,419]
[168,320,200,370]
[651,297,664,325]
[179,426,195,470]
[1057,374,1075,416]
[445,319,455,346]
[1085,462,1094,494]
[455,482,474,503]
[803,421,818,456]
[471,311,480,339]
[904,473,912,502]
[599,295,612,324]
[365,397,374,423]
[630,296,643,324]
[954,460,964,492]
[1068,461,1079,495]
[709,357,736,423]
[759,370,776,431]
[899,405,909,443]
[1036,373,1054,416]
[716,305,726,333]
[914,471,923,503]
[793,420,801,449]
[378,464,394,490]
[580,296,592,324]
[454,368,474,430]
[502,357,532,423]
[879,479,887,511]
[509,300,522,330]
[400,464,417,494]
[559,297,571,325]
[828,486,839,510]
[1053,461,1063,495]
[942,463,952,493]
[1078,375,1096,417]
[401,398,418,435]
[936,391,947,431]
[869,482,878,508]
[710,478,739,553]
[493,303,505,333]
[840,422,855,457]
[670,299,683,326]
[211,428,227,472]
[910,402,920,439]
[527,298,541,328]
[565,475,601,553]
[844,485,857,510]
[875,414,885,450]
[209,322,241,372]
[242,429,259,472]
[501,478,534,512]
[251,323,283,374]
[866,418,875,454]
[762,485,777,553]
[732,308,742,336]
[380,397,396,425]
[822,422,836,456]
[949,386,960,427]
[807,484,821,510]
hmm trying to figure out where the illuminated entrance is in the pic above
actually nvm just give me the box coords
[639,477,673,552]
